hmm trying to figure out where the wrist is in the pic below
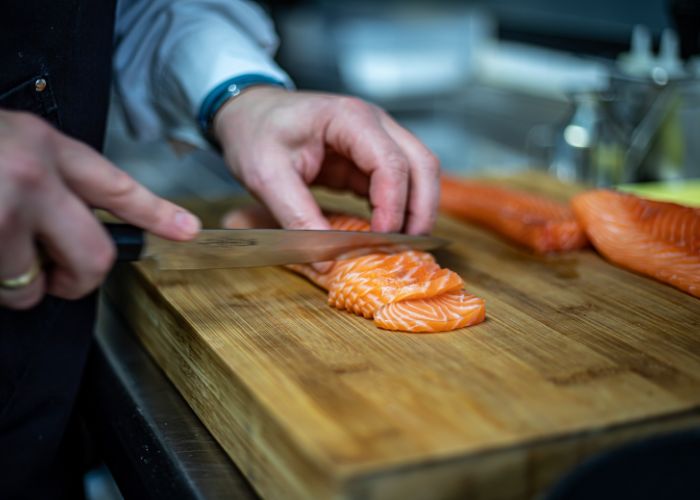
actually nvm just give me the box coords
[212,85,286,146]
[198,74,287,148]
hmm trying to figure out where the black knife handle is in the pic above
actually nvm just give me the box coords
[105,223,145,262]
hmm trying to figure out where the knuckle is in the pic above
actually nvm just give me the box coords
[13,111,44,130]
[59,276,98,300]
[4,152,45,191]
[107,168,138,199]
[85,240,117,280]
[65,236,116,296]
[46,273,78,300]
[383,151,410,176]
[336,96,371,115]
[243,169,273,196]
[14,112,54,143]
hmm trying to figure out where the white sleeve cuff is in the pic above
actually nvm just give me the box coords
[114,0,293,149]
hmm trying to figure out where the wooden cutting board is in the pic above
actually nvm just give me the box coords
[105,172,700,500]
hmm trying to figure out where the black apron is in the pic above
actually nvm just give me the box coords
[0,1,116,498]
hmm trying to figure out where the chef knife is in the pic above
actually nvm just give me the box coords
[106,223,448,270]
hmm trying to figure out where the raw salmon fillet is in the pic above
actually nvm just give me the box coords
[440,175,588,253]
[571,190,700,298]
[223,210,485,332]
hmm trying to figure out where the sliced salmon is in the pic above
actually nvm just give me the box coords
[223,210,485,333]
[440,175,588,253]
[374,291,486,332]
[288,216,485,332]
[571,190,700,298]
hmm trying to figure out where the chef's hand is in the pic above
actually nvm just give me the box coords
[0,110,201,310]
[213,87,439,234]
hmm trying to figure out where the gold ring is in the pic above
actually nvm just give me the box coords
[0,259,42,290]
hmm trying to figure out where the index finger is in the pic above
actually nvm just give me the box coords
[324,98,410,232]
[241,149,331,231]
[54,135,200,240]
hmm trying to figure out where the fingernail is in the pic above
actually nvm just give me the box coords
[175,211,201,235]
[312,261,333,273]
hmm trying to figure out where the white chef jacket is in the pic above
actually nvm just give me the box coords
[113,0,293,149]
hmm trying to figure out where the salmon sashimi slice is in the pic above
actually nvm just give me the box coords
[288,216,485,332]
[571,190,700,298]
[440,175,588,253]
[374,291,486,332]
[223,209,486,333]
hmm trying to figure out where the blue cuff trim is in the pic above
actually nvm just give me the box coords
[198,73,287,142]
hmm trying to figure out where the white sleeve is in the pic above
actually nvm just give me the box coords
[113,0,293,149]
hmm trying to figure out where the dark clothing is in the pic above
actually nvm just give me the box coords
[0,1,116,498]
[0,0,116,147]
[0,296,98,499]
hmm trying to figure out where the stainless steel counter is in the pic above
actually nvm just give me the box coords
[84,294,257,499]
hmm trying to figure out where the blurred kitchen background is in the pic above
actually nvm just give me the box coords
[104,0,700,201]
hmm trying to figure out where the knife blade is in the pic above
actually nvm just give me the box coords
[106,223,448,270]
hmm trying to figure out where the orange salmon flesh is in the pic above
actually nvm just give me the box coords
[440,176,588,253]
[572,190,700,298]
[287,216,486,333]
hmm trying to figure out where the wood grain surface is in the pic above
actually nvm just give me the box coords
[105,172,700,500]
